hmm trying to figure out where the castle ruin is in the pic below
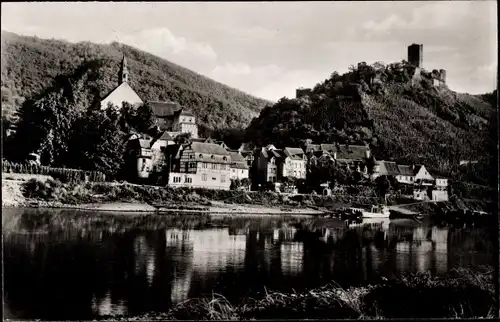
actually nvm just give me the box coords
[408,43,446,87]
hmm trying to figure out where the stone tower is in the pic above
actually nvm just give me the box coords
[408,44,423,68]
[119,54,129,84]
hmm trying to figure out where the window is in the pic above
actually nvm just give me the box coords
[202,174,207,181]
[221,175,226,183]
[223,156,227,161]
[185,177,192,183]
[199,154,203,158]
[173,176,182,183]
[232,169,235,173]
[211,155,215,159]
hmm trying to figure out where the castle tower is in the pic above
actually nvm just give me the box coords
[119,54,129,84]
[408,44,423,68]
[439,69,446,83]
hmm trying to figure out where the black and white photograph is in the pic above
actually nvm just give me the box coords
[1,1,498,320]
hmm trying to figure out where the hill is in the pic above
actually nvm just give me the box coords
[0,31,272,134]
[246,61,497,183]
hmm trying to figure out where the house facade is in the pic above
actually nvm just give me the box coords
[256,145,283,184]
[396,165,415,184]
[149,101,199,139]
[168,142,231,190]
[229,151,249,180]
[280,147,307,179]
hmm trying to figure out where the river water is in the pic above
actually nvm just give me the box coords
[2,207,495,320]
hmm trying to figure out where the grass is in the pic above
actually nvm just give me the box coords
[101,268,495,320]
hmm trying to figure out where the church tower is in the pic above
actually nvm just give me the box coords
[119,54,129,84]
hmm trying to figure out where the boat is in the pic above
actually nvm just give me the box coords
[361,204,390,218]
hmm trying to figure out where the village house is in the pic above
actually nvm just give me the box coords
[280,147,307,180]
[148,101,199,139]
[373,161,400,180]
[228,151,249,180]
[396,165,415,184]
[305,143,372,175]
[238,142,256,167]
[125,130,176,183]
[255,145,283,184]
[168,142,231,190]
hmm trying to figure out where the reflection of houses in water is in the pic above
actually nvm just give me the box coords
[133,236,156,286]
[91,291,128,316]
[273,227,297,243]
[189,230,247,272]
[320,227,347,243]
[164,229,194,305]
[280,242,303,276]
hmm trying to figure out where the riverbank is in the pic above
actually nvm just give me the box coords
[2,178,324,215]
[93,268,495,320]
[3,175,493,218]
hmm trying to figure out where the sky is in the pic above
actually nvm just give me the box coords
[1,1,497,101]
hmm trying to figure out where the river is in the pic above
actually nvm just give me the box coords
[2,207,495,320]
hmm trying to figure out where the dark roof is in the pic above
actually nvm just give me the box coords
[157,131,174,141]
[305,144,321,153]
[148,101,182,118]
[284,147,305,160]
[179,109,195,117]
[190,142,230,156]
[261,147,285,160]
[383,161,400,176]
[320,144,336,153]
[335,145,370,160]
[229,151,249,169]
[397,165,414,176]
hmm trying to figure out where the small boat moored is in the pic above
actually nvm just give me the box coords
[361,204,390,218]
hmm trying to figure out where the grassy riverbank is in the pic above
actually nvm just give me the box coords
[94,268,495,320]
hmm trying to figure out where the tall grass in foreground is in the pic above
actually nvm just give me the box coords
[160,269,496,320]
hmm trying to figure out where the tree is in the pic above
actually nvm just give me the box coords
[375,175,391,203]
[174,132,192,147]
[67,108,127,176]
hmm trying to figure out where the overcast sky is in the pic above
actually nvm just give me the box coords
[1,1,497,101]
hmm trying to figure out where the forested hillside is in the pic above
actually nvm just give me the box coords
[1,31,272,134]
[246,61,497,182]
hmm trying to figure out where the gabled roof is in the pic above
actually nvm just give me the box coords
[148,101,182,118]
[157,131,174,141]
[413,164,424,175]
[261,147,284,160]
[284,147,305,160]
[397,165,414,176]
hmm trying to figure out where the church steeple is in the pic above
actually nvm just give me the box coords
[119,54,129,84]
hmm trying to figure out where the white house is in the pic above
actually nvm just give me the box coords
[229,151,249,180]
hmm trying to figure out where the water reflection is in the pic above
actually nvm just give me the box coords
[2,209,494,320]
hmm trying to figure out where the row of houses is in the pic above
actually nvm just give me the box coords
[104,55,448,200]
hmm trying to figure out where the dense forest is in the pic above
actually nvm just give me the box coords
[1,31,272,135]
[245,61,497,184]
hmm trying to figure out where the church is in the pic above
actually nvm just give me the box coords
[100,55,198,138]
